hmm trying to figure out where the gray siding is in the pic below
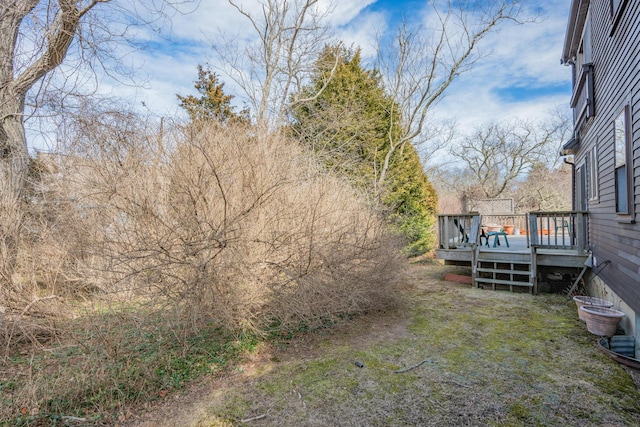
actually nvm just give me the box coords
[576,0,640,312]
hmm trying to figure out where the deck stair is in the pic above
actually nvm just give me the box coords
[474,252,534,293]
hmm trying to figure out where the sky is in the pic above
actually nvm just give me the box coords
[31,0,574,159]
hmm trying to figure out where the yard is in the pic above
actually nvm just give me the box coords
[125,261,640,427]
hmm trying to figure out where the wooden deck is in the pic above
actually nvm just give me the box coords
[437,212,590,293]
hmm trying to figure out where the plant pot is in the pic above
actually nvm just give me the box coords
[503,225,514,235]
[579,306,625,337]
[573,296,614,321]
[513,228,521,236]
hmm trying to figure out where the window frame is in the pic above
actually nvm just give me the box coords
[587,145,599,202]
[609,0,628,35]
[576,163,587,212]
[613,105,633,219]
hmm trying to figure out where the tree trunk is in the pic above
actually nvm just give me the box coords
[1,0,85,303]
[0,97,29,298]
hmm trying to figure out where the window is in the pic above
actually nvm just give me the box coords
[582,13,592,64]
[587,146,598,201]
[614,106,630,214]
[571,10,595,129]
[576,165,586,211]
[575,12,592,72]
[610,0,628,34]
[611,0,625,17]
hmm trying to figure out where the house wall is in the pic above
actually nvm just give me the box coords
[571,1,640,331]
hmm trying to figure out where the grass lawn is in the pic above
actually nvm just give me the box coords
[125,261,640,427]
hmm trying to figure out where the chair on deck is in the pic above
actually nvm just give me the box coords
[453,216,481,247]
[453,218,469,244]
[554,218,571,236]
[483,227,509,248]
[479,229,489,246]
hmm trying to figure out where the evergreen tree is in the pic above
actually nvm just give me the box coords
[292,45,437,255]
[177,65,249,124]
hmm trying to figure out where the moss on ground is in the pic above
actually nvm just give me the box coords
[186,263,640,427]
[12,262,634,426]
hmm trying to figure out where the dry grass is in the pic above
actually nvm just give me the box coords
[125,262,640,427]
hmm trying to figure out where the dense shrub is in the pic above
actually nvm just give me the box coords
[23,121,403,335]
[1,120,404,421]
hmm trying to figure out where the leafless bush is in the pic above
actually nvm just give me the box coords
[2,115,402,357]
[47,119,402,334]
[0,154,75,350]
[1,116,404,420]
[0,184,22,297]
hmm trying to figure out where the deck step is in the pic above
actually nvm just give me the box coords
[477,257,531,264]
[474,255,534,292]
[476,267,530,276]
[475,278,533,287]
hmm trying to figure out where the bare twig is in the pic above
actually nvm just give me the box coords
[241,413,268,423]
[60,416,88,423]
[19,295,60,317]
[394,359,431,374]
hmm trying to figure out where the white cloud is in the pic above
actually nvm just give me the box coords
[126,0,381,115]
[428,1,573,132]
[29,0,575,159]
[319,0,377,27]
[336,10,387,58]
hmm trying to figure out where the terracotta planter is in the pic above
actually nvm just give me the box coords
[503,225,514,235]
[579,306,625,337]
[573,296,614,321]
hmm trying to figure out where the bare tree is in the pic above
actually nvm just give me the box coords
[0,0,191,307]
[375,0,529,188]
[212,0,339,131]
[1,1,117,198]
[452,116,569,199]
[515,162,572,211]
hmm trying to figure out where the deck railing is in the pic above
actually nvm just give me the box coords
[437,214,481,249]
[528,211,588,250]
[481,214,528,234]
[437,211,589,252]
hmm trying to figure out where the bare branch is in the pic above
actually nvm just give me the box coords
[214,0,334,131]
[375,0,530,188]
[451,116,569,199]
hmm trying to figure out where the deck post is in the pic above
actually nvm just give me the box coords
[442,215,450,250]
[576,211,587,251]
[528,213,539,246]
[470,215,480,287]
[472,241,481,288]
[530,245,538,295]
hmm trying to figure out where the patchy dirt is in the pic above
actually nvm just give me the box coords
[123,261,640,427]
[124,301,413,427]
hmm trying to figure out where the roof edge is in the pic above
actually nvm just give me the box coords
[560,135,580,156]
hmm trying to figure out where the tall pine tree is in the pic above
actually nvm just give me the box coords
[291,45,437,255]
[177,65,249,125]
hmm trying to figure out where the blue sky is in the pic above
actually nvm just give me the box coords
[164,1,570,119]
[33,0,574,158]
